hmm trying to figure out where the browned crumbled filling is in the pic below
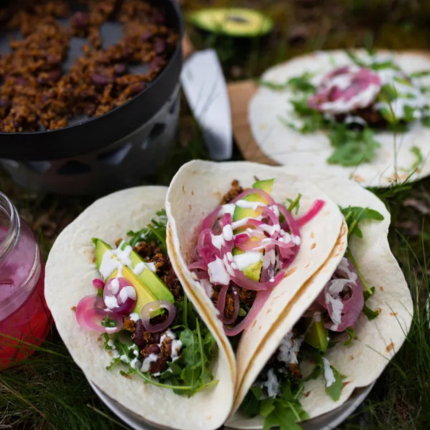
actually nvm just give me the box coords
[335,106,386,128]
[0,0,178,132]
[289,363,302,379]
[221,179,244,205]
[131,319,175,374]
[212,285,257,320]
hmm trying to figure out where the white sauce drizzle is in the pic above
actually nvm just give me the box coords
[208,258,230,285]
[233,251,262,271]
[141,354,158,372]
[261,368,279,398]
[235,200,267,210]
[104,295,119,309]
[219,204,235,216]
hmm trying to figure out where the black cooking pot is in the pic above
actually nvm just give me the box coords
[0,0,183,194]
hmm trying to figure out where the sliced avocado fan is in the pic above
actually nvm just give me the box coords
[188,8,273,38]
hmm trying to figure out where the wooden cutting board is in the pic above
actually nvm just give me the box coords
[227,80,279,166]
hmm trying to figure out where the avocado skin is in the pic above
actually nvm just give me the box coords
[305,316,329,353]
[188,8,274,38]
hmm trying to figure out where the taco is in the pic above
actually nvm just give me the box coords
[45,186,235,430]
[165,160,347,400]
[226,177,413,429]
[249,49,430,187]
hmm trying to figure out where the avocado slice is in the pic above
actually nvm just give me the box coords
[304,315,329,353]
[188,8,273,38]
[231,178,275,280]
[93,239,163,315]
[117,240,174,303]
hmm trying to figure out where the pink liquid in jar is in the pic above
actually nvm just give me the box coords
[0,212,51,368]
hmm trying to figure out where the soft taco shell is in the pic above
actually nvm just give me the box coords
[45,186,235,430]
[165,160,345,399]
[249,49,430,187]
[227,178,413,428]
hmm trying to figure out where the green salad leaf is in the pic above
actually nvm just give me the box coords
[127,209,167,253]
[303,350,344,401]
[344,327,357,346]
[340,206,384,239]
[240,376,309,430]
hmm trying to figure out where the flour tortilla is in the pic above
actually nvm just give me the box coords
[165,160,345,402]
[249,49,430,187]
[45,186,235,430]
[226,177,413,429]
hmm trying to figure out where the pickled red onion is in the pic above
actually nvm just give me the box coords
[316,258,364,332]
[103,277,137,316]
[76,295,123,333]
[92,278,105,289]
[297,200,325,228]
[217,285,240,325]
[141,300,176,333]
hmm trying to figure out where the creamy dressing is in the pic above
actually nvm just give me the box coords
[231,216,262,230]
[374,68,428,119]
[141,353,158,372]
[112,241,133,268]
[104,295,119,309]
[235,200,267,210]
[111,278,120,294]
[100,250,123,279]
[233,251,262,271]
[119,286,136,303]
[208,258,231,285]
[105,326,118,333]
[133,262,146,276]
[211,234,225,250]
[129,312,140,322]
[322,357,336,388]
[219,204,235,216]
[222,224,234,241]
[260,223,280,236]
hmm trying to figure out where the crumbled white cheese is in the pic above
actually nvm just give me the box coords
[261,368,280,398]
[277,331,303,365]
[322,357,336,388]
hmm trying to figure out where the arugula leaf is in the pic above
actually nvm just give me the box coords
[327,127,380,166]
[363,286,376,301]
[287,194,302,215]
[345,50,367,67]
[344,327,357,346]
[127,209,167,253]
[240,387,262,417]
[410,146,424,172]
[340,206,384,239]
[263,403,305,430]
[410,70,430,78]
[421,116,430,127]
[101,315,118,328]
[363,305,380,320]
[325,365,344,401]
[259,73,315,93]
[303,350,344,401]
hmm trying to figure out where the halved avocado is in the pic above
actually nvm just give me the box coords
[94,239,164,315]
[231,178,275,280]
[304,316,329,353]
[188,8,274,38]
[118,240,174,303]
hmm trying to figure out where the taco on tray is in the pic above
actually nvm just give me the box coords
[166,161,413,429]
[249,49,430,186]
[45,186,235,430]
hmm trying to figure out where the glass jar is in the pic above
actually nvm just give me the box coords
[0,192,50,368]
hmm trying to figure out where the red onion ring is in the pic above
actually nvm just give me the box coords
[224,290,271,337]
[277,204,301,239]
[202,206,222,231]
[76,295,123,333]
[217,285,240,325]
[103,277,137,316]
[141,300,176,333]
[297,200,325,228]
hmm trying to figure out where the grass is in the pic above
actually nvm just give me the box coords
[1,0,430,428]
